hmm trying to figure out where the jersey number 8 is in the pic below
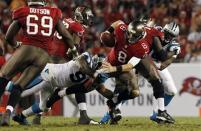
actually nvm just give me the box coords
[118,51,127,63]
[26,15,53,36]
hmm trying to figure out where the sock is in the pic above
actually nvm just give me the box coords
[78,103,87,111]
[153,94,174,112]
[6,105,14,114]
[164,94,174,106]
[0,77,9,97]
[7,84,22,113]
[22,103,41,117]
[157,98,165,111]
[46,88,61,108]
[116,101,124,110]
[80,110,89,119]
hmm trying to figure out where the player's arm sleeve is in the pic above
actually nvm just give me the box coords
[152,37,175,62]
[159,57,176,70]
[55,19,75,49]
[12,8,24,20]
[72,33,81,45]
[106,20,125,33]
[5,20,21,48]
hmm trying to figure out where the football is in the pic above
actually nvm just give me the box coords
[100,32,115,47]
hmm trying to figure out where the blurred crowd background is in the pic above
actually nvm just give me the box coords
[0,0,201,63]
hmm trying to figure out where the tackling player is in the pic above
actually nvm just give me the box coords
[44,6,96,125]
[0,0,77,126]
[12,52,103,124]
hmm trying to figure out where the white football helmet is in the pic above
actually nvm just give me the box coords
[163,22,180,43]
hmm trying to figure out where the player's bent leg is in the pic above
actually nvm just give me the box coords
[160,68,177,106]
[75,93,99,125]
[150,68,177,123]
[21,80,48,98]
[13,85,52,125]
[135,58,175,124]
[2,45,51,126]
[0,77,9,98]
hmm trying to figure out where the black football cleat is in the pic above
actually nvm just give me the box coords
[32,114,41,125]
[12,114,30,125]
[106,100,122,125]
[156,110,175,124]
[1,111,10,126]
[78,117,100,125]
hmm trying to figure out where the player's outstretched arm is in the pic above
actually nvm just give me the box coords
[158,57,175,70]
[55,20,78,57]
[5,20,21,49]
[152,37,176,62]
[56,19,75,48]
[99,56,141,73]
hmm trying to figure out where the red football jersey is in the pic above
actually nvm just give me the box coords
[107,24,163,66]
[12,6,62,51]
[48,18,85,57]
[0,56,6,67]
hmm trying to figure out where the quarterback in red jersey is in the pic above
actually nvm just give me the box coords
[106,21,164,66]
[0,0,77,126]
[99,20,177,124]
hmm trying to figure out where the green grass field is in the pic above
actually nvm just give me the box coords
[0,117,201,131]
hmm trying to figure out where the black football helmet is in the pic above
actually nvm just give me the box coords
[126,20,145,44]
[74,6,94,27]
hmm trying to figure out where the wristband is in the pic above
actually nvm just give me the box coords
[107,26,114,33]
[116,66,123,72]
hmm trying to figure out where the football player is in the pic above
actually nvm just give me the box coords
[98,20,178,124]
[0,0,77,126]
[148,22,180,122]
[6,6,97,125]
[48,6,95,125]
[101,22,180,122]
[12,52,103,124]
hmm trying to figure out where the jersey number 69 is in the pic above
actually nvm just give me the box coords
[26,15,53,36]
